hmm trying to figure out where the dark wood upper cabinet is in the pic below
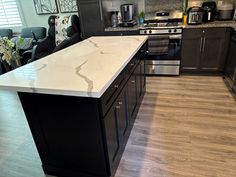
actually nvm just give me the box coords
[77,0,104,38]
[181,28,230,72]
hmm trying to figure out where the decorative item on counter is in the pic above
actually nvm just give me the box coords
[138,11,145,25]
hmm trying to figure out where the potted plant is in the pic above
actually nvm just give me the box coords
[0,37,22,70]
[138,11,145,25]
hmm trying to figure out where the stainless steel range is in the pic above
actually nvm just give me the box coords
[140,10,183,75]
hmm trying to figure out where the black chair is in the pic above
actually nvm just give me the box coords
[17,27,47,64]
[20,27,47,41]
[26,16,57,63]
[0,29,13,39]
[28,15,82,63]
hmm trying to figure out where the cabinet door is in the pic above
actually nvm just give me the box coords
[181,29,203,71]
[116,89,129,145]
[77,0,104,38]
[140,60,146,94]
[127,75,137,122]
[135,64,141,99]
[200,28,227,71]
[225,33,236,80]
[104,105,119,167]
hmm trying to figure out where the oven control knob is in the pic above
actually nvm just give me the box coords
[144,30,147,34]
[149,30,152,34]
[168,29,172,33]
[174,29,177,33]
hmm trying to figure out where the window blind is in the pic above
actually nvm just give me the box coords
[0,0,22,28]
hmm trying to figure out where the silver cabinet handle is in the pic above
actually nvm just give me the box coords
[131,63,135,66]
[200,37,203,53]
[233,67,236,81]
[118,101,122,105]
[114,85,119,88]
[202,37,206,52]
[116,106,121,109]
[131,80,135,83]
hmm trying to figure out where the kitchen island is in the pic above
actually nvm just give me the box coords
[0,36,148,177]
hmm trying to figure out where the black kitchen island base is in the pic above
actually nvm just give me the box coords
[17,47,147,177]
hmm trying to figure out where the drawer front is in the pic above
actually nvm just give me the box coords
[100,70,125,117]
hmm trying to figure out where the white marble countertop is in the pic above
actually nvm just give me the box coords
[0,36,148,98]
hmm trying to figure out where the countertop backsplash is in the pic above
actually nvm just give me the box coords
[145,0,183,13]
[188,0,236,8]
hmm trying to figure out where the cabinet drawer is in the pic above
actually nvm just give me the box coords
[100,70,125,117]
[204,28,226,37]
[183,28,203,39]
[126,56,137,75]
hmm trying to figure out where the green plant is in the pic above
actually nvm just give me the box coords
[138,11,145,19]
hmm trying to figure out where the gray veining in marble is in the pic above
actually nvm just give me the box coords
[75,61,94,97]
[29,64,47,93]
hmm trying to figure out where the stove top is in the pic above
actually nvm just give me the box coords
[143,22,182,28]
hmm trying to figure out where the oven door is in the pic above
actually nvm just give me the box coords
[146,34,182,75]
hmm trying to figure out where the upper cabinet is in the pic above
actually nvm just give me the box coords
[77,0,104,38]
[181,27,230,72]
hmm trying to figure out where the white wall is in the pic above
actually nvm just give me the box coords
[17,0,77,30]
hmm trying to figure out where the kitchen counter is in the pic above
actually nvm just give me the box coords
[184,20,236,30]
[104,25,142,32]
[0,36,148,98]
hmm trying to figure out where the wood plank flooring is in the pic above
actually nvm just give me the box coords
[0,76,236,177]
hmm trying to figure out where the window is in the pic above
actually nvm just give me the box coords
[0,0,22,28]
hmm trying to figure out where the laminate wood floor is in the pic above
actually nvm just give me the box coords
[0,76,236,177]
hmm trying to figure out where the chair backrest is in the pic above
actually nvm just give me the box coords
[48,15,57,40]
[21,27,46,40]
[55,15,81,46]
[0,29,13,39]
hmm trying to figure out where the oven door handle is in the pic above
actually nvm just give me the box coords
[169,34,182,40]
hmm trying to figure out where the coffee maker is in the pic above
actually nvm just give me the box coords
[120,4,136,27]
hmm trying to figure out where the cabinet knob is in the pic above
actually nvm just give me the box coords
[131,63,134,66]
[203,30,205,33]
[114,85,119,88]
[118,101,123,105]
[116,106,121,109]
[131,80,135,83]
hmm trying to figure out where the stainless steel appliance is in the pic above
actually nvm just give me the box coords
[202,1,217,22]
[224,29,236,93]
[187,7,204,25]
[120,4,134,21]
[217,3,235,20]
[140,10,183,75]
[120,4,136,27]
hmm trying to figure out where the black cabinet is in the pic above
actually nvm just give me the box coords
[181,28,230,72]
[224,29,236,93]
[18,43,147,177]
[103,48,147,176]
[77,0,104,38]
[127,75,137,122]
[104,104,120,170]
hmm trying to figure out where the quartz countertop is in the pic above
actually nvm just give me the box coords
[184,20,236,30]
[0,36,148,98]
